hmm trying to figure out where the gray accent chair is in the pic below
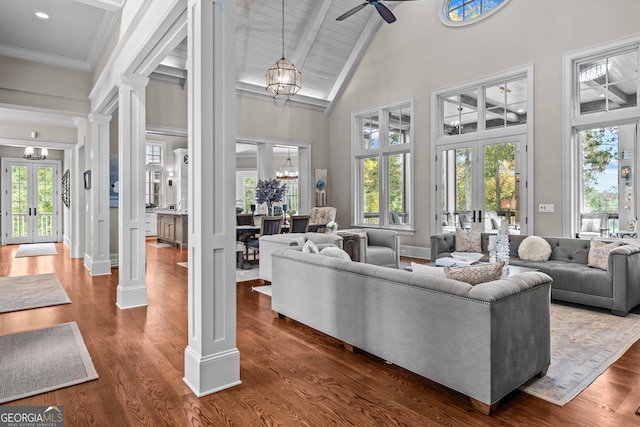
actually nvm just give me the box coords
[341,228,400,269]
[271,246,552,414]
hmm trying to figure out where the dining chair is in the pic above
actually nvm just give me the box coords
[236,213,254,226]
[246,216,282,262]
[290,215,310,233]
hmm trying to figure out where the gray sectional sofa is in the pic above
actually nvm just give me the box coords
[431,233,640,316]
[271,246,552,414]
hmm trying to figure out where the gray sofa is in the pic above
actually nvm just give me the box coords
[271,246,552,414]
[431,233,640,316]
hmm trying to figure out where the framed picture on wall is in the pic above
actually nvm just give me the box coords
[84,170,91,189]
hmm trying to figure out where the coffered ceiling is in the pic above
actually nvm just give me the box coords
[0,0,408,112]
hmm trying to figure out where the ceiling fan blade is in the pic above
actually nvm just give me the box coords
[336,3,368,21]
[375,3,397,23]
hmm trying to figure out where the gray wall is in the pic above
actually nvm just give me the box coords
[328,0,640,247]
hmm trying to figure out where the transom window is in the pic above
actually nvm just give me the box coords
[577,49,638,115]
[442,75,528,136]
[439,0,509,26]
[352,99,414,229]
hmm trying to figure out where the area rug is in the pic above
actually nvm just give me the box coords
[520,303,640,406]
[0,274,71,314]
[150,242,172,248]
[15,243,58,258]
[252,285,272,296]
[0,322,99,403]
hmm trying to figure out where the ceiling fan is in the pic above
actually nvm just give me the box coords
[336,0,417,24]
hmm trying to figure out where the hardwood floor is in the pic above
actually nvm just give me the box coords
[1,241,640,426]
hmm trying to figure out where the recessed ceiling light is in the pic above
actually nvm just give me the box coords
[35,12,49,19]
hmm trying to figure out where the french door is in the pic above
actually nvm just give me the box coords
[2,159,59,244]
[436,136,527,235]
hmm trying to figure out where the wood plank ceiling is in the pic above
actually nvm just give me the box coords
[0,0,401,113]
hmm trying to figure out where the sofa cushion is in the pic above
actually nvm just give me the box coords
[366,246,396,267]
[302,240,319,254]
[319,246,351,260]
[411,262,446,277]
[444,261,504,286]
[518,236,552,261]
[588,239,620,270]
[455,228,482,253]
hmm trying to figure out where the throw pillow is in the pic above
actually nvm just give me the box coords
[518,236,552,261]
[302,240,319,254]
[587,239,620,270]
[319,246,351,260]
[411,262,446,277]
[455,228,482,253]
[444,261,504,286]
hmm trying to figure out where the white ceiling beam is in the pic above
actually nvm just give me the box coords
[69,0,124,13]
[324,11,383,115]
[291,0,333,70]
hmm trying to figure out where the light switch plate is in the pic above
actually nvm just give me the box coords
[539,204,555,213]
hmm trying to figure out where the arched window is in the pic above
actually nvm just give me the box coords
[439,0,510,26]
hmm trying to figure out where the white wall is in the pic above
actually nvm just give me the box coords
[328,0,640,247]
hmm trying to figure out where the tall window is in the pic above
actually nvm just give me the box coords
[434,67,532,235]
[353,99,414,229]
[566,38,640,237]
[145,142,164,207]
[278,178,299,212]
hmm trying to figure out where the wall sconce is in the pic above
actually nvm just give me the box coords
[168,173,174,187]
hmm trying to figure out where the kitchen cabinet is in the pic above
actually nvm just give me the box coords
[145,211,157,236]
[156,212,187,248]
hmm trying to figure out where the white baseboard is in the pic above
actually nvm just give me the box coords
[399,245,430,260]
[110,253,118,266]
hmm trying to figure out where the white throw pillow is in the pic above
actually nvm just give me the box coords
[319,246,351,260]
[411,262,446,277]
[518,236,552,261]
[302,240,319,254]
[588,239,620,270]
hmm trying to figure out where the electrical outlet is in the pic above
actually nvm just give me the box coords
[539,204,555,213]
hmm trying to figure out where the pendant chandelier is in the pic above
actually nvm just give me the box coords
[23,147,48,160]
[276,149,298,179]
[266,0,301,98]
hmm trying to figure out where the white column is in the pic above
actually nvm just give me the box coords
[184,0,240,396]
[85,113,112,275]
[116,73,149,309]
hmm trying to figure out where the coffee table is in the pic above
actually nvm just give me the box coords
[502,265,538,277]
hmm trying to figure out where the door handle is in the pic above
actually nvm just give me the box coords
[34,208,37,216]
[478,210,482,222]
[472,210,476,223]
[28,208,31,216]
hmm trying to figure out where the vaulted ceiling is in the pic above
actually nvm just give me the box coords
[0,0,409,113]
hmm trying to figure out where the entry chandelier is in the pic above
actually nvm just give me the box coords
[23,147,48,160]
[265,0,301,98]
[276,149,298,179]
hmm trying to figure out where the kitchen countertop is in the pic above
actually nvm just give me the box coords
[155,209,188,215]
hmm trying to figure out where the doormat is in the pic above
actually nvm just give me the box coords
[0,274,70,314]
[0,322,98,403]
[15,243,58,258]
